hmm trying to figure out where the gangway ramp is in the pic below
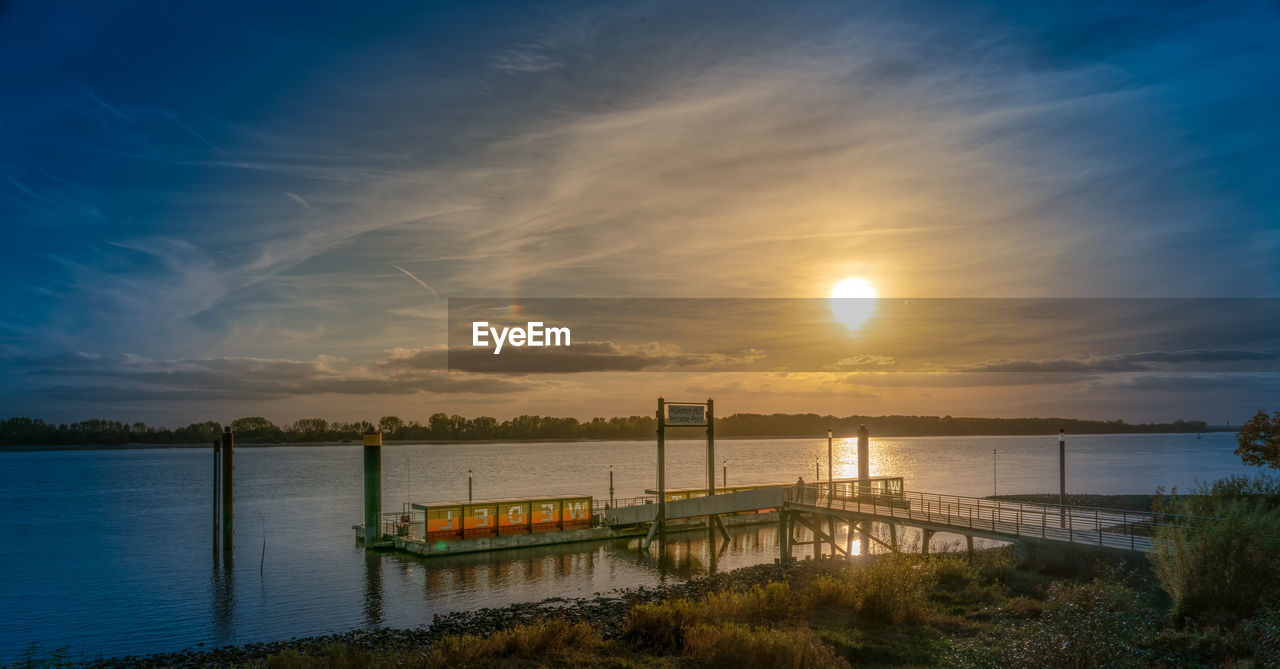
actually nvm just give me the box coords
[605,486,784,526]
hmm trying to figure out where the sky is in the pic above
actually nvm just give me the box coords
[2,0,1278,427]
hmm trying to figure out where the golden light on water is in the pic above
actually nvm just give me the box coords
[829,277,878,332]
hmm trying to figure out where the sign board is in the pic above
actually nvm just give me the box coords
[666,404,706,426]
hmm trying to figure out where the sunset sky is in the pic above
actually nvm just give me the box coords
[2,1,1278,426]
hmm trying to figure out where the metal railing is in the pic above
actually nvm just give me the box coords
[606,495,658,510]
[783,484,1215,552]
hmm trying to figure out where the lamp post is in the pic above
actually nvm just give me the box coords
[722,460,727,488]
[992,449,997,497]
[468,469,473,502]
[609,464,614,508]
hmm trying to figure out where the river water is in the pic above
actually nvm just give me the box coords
[0,432,1249,661]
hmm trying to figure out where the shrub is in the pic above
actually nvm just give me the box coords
[801,553,935,625]
[1149,499,1280,623]
[682,623,850,669]
[624,598,705,652]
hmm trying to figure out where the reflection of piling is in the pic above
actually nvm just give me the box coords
[362,550,384,628]
[212,438,220,556]
[364,429,382,546]
[857,424,869,548]
[1059,429,1066,528]
[221,427,234,552]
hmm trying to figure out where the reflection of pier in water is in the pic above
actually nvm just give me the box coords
[373,519,802,606]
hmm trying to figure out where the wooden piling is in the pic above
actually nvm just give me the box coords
[363,429,382,546]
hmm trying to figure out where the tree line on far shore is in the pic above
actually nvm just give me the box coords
[0,412,1213,446]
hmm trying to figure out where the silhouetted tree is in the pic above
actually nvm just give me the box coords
[1236,410,1280,469]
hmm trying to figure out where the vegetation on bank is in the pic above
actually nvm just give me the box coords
[223,471,1280,667]
[232,534,1278,668]
[0,412,1215,446]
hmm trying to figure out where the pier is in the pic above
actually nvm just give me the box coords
[353,399,1209,562]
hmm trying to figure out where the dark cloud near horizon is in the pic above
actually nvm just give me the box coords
[6,351,531,402]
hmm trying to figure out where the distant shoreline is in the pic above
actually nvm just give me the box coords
[0,430,1226,452]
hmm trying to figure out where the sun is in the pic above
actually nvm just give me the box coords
[829,277,878,332]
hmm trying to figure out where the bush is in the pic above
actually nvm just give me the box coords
[801,553,935,625]
[624,598,706,652]
[682,623,850,669]
[1149,499,1280,623]
[947,578,1159,668]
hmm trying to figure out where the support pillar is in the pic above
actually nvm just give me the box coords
[363,429,382,546]
[966,535,975,556]
[778,511,791,563]
[922,529,934,555]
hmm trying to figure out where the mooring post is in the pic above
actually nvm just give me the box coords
[706,398,715,497]
[363,429,382,546]
[656,397,666,539]
[221,426,234,552]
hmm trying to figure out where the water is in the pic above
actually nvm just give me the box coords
[0,432,1249,661]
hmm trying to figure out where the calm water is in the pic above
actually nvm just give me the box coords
[0,432,1248,661]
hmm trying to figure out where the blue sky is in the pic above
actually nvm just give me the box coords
[1,1,1278,425]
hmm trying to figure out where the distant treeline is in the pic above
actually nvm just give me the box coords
[0,413,1212,446]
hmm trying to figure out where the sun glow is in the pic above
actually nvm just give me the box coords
[829,277,878,332]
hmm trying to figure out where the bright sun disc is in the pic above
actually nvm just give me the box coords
[830,277,877,331]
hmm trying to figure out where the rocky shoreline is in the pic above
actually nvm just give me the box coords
[87,561,840,668]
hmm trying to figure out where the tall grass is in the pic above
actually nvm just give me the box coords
[261,620,606,669]
[682,623,850,668]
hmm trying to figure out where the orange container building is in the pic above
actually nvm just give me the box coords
[412,495,595,542]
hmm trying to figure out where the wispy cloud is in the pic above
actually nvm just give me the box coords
[282,191,311,208]
[391,264,439,298]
